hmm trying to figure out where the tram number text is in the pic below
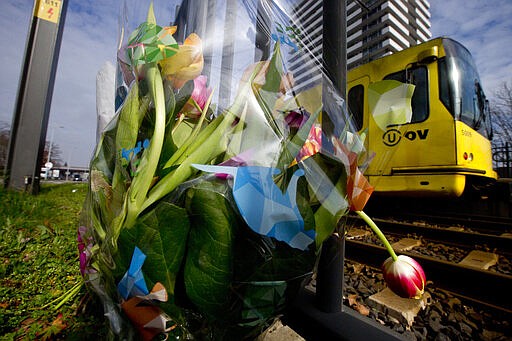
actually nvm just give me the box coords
[383,128,429,147]
[461,129,472,137]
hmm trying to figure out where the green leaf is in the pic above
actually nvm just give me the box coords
[184,182,237,319]
[252,44,286,140]
[172,120,197,148]
[312,159,349,248]
[233,230,316,283]
[158,84,178,171]
[146,1,156,24]
[261,42,284,93]
[173,79,194,118]
[111,83,144,198]
[117,201,190,297]
[114,82,142,163]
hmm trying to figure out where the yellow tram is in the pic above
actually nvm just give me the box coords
[347,37,497,196]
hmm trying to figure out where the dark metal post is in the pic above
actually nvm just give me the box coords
[201,0,217,79]
[507,143,511,178]
[254,0,271,62]
[4,0,68,193]
[218,0,237,109]
[316,0,346,313]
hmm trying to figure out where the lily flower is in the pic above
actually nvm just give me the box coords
[160,33,204,89]
[382,255,426,299]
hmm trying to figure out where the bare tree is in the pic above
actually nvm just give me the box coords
[490,81,512,144]
[42,141,63,167]
[0,122,9,174]
[0,122,63,173]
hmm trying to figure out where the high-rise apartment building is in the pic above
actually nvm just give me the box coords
[347,0,432,69]
[288,0,432,92]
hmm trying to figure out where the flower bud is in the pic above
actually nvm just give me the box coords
[381,255,426,299]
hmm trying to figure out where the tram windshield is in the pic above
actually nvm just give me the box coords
[438,38,492,139]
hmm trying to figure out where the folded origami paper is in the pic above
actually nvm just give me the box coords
[117,246,150,300]
[192,164,315,250]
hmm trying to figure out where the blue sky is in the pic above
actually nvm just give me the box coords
[1,0,511,167]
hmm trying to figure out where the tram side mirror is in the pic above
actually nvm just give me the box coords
[418,46,438,64]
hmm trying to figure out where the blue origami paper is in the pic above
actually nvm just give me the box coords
[118,246,150,300]
[192,164,315,250]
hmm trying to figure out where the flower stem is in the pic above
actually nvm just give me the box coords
[355,210,398,261]
[124,63,166,228]
[142,111,237,211]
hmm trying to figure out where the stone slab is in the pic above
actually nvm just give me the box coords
[257,319,305,341]
[368,288,431,326]
[391,238,421,252]
[458,250,498,270]
[347,228,370,239]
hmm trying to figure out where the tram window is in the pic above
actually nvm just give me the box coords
[438,58,453,115]
[384,67,429,123]
[348,85,364,131]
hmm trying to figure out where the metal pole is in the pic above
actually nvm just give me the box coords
[254,0,271,62]
[218,0,237,110]
[4,0,68,193]
[201,0,217,79]
[508,143,511,178]
[316,0,346,314]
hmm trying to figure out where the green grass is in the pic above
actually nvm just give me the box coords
[0,183,107,340]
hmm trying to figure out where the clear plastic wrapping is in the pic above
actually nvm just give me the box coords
[80,0,374,339]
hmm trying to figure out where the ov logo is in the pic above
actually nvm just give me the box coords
[383,129,401,146]
[383,129,429,146]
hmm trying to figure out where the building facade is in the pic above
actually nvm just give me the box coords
[347,0,432,69]
[288,0,432,93]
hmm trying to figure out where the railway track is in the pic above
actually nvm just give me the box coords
[346,215,512,256]
[375,211,512,236]
[344,215,512,313]
[345,239,512,312]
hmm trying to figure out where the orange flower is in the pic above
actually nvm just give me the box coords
[332,138,373,211]
[294,124,321,164]
[159,33,204,88]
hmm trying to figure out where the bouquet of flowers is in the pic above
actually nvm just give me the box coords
[78,1,426,340]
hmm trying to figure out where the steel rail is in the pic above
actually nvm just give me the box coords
[347,216,512,254]
[346,240,512,313]
[394,212,512,234]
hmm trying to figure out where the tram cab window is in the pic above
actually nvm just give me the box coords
[438,57,452,114]
[383,67,429,123]
[438,39,490,138]
[348,85,364,131]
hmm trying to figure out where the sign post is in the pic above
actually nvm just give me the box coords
[4,0,68,193]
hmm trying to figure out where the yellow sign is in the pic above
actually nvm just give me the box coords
[35,0,62,24]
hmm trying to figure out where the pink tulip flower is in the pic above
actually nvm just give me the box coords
[381,255,426,299]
